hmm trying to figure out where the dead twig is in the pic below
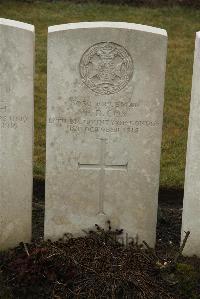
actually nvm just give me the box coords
[173,231,190,264]
[23,242,30,257]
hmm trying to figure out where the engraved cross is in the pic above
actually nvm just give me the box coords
[78,138,128,215]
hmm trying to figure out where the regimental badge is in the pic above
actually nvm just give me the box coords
[79,42,133,95]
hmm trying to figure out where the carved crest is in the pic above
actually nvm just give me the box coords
[79,42,133,95]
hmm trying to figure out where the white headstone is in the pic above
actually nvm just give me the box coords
[45,22,167,246]
[0,19,34,250]
[181,32,200,257]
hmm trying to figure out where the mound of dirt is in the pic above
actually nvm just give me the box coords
[0,221,199,299]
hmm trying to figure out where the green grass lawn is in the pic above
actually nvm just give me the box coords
[0,1,199,190]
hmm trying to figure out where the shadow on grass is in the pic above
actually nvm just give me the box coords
[32,178,45,240]
[159,188,183,207]
[33,177,45,202]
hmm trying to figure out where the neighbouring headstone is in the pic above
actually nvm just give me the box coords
[181,32,200,257]
[45,22,167,246]
[0,19,34,250]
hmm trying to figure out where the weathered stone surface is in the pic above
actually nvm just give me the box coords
[181,32,200,257]
[45,22,167,246]
[0,19,34,250]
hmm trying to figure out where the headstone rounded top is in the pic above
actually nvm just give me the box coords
[45,18,168,245]
[0,18,34,32]
[0,16,34,250]
[48,21,167,37]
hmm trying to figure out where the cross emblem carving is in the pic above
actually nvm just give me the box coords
[78,139,128,215]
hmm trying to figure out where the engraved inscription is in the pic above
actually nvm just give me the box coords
[0,114,29,129]
[49,116,158,135]
[80,42,133,95]
[68,96,139,117]
[78,138,128,215]
[48,96,160,136]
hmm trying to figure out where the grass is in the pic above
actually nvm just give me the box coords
[0,0,199,189]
